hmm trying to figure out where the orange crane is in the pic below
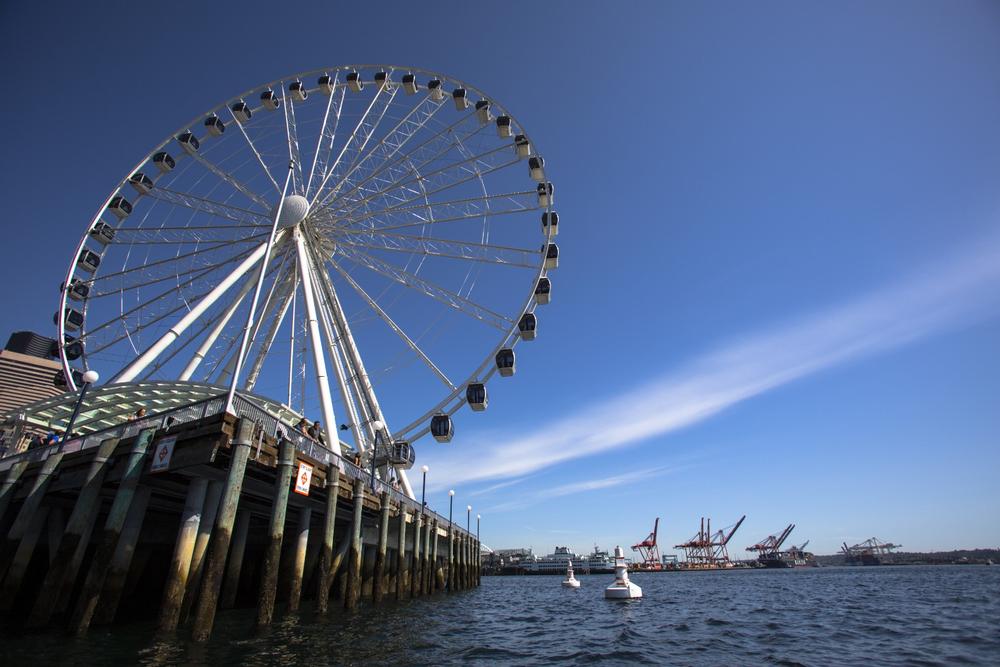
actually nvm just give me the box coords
[675,515,746,568]
[631,518,662,570]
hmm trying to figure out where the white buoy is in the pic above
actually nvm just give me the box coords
[562,561,580,588]
[604,546,642,599]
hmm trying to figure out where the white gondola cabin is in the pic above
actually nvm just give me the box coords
[528,156,545,181]
[204,114,225,136]
[128,172,153,194]
[153,151,175,173]
[107,195,132,220]
[77,249,101,273]
[177,131,200,155]
[496,348,516,377]
[318,74,334,95]
[514,134,531,158]
[346,71,363,92]
[289,80,307,102]
[537,182,554,207]
[90,222,115,246]
[542,211,559,236]
[375,441,415,469]
[518,313,537,341]
[374,71,389,90]
[543,243,559,269]
[260,89,280,110]
[402,73,418,95]
[467,382,488,411]
[475,99,492,124]
[60,307,84,331]
[427,79,444,101]
[231,100,252,122]
[534,277,552,305]
[66,278,90,301]
[64,339,84,361]
[496,115,512,138]
[452,88,469,110]
[431,414,454,443]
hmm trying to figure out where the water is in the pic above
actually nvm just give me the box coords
[2,566,998,665]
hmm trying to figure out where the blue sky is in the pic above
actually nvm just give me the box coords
[1,1,998,556]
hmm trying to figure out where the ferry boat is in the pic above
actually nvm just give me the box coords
[522,545,616,575]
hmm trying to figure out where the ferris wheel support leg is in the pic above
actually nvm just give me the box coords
[179,243,288,382]
[294,230,340,451]
[113,236,283,385]
[308,259,367,454]
[225,165,295,414]
[243,274,297,392]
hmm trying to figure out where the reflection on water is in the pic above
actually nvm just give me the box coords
[1,565,998,665]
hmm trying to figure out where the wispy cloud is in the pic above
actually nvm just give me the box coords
[426,233,1000,492]
[485,466,680,512]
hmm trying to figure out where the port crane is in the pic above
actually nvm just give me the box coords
[841,537,900,565]
[674,515,746,568]
[746,524,795,557]
[631,518,662,570]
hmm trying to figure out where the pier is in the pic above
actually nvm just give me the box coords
[0,384,480,639]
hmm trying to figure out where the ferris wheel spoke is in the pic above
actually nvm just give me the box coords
[326,143,517,221]
[188,150,273,211]
[335,247,513,330]
[306,75,345,198]
[111,232,286,383]
[334,234,540,268]
[325,190,538,233]
[329,257,455,390]
[312,92,446,212]
[282,86,306,194]
[87,245,257,299]
[143,185,274,227]
[227,105,282,195]
[310,78,398,209]
[315,108,484,216]
[86,233,270,286]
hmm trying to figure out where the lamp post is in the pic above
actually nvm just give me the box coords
[477,514,481,542]
[420,464,429,512]
[61,369,99,446]
[448,489,455,525]
[466,505,472,533]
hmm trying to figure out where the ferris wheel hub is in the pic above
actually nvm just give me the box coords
[273,194,311,229]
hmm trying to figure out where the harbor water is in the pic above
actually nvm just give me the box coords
[2,565,997,665]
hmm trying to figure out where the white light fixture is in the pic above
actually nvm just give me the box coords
[421,464,429,473]
[82,370,99,384]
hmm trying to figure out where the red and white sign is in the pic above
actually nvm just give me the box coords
[294,462,313,496]
[150,435,177,473]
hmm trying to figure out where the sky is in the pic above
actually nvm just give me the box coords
[1,1,998,557]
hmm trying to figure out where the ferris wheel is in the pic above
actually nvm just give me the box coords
[54,65,559,496]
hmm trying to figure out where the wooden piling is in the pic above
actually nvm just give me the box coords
[26,437,120,627]
[93,485,151,625]
[422,515,432,595]
[220,508,250,610]
[0,505,49,612]
[396,509,408,600]
[0,460,29,527]
[190,418,254,642]
[256,437,295,628]
[180,479,224,623]
[1,451,64,581]
[446,528,454,592]
[315,467,340,613]
[158,477,208,632]
[431,519,442,591]
[287,506,311,613]
[373,491,389,602]
[70,426,156,635]
[411,513,423,598]
[345,478,365,609]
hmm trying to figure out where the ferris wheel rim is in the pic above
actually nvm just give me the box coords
[56,63,557,446]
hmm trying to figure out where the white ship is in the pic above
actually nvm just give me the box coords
[522,545,616,574]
